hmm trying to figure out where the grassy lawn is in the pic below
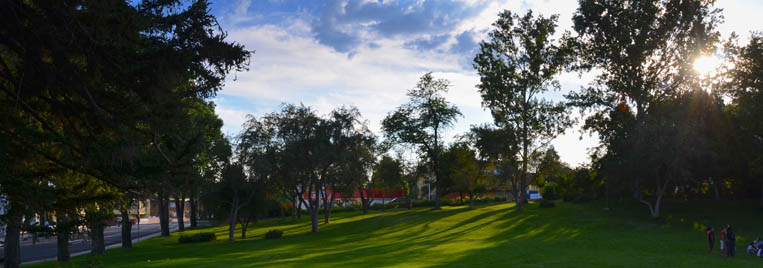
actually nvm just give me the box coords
[28,201,763,267]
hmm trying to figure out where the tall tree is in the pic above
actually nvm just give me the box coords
[382,73,461,210]
[474,10,573,211]
[220,162,254,242]
[568,0,721,217]
[373,156,404,210]
[723,32,763,205]
[317,107,373,223]
[0,1,250,264]
[470,125,519,206]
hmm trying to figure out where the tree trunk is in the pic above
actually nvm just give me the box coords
[433,124,442,210]
[516,185,524,212]
[56,226,70,263]
[651,196,662,218]
[298,198,307,219]
[239,216,253,239]
[291,199,297,223]
[408,197,413,210]
[229,195,239,242]
[632,180,641,200]
[604,176,610,210]
[310,205,319,233]
[3,205,22,268]
[279,202,285,220]
[190,194,198,228]
[640,177,669,218]
[360,188,369,214]
[176,194,185,232]
[91,223,105,255]
[120,204,133,249]
[434,171,441,210]
[320,189,328,215]
[712,178,720,200]
[159,194,170,237]
[308,185,320,233]
[229,208,239,242]
[324,192,335,224]
[469,191,474,209]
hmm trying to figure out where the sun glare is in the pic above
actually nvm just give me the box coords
[693,55,723,78]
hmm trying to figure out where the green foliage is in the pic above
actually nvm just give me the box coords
[384,201,408,209]
[237,104,376,231]
[319,206,359,214]
[539,199,555,208]
[567,0,723,217]
[265,230,283,240]
[412,200,436,208]
[541,183,559,201]
[439,142,492,206]
[382,73,462,209]
[540,166,602,203]
[373,156,405,204]
[1,0,248,265]
[474,10,573,210]
[178,232,217,244]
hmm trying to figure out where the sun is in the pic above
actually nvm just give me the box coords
[693,55,723,78]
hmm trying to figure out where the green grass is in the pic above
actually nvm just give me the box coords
[27,201,763,267]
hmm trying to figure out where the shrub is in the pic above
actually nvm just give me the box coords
[539,199,555,208]
[368,203,384,210]
[541,183,559,200]
[412,200,435,207]
[178,232,216,243]
[384,201,407,209]
[411,199,464,207]
[319,205,357,214]
[488,197,507,202]
[265,229,283,239]
[330,205,359,213]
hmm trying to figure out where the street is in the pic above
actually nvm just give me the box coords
[18,221,206,264]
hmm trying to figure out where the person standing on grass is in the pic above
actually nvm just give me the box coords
[720,226,727,256]
[706,227,715,253]
[726,225,736,257]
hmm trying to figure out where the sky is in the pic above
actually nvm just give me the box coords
[206,0,762,167]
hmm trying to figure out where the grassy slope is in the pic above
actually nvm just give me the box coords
[27,201,763,267]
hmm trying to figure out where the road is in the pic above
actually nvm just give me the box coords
[18,221,206,264]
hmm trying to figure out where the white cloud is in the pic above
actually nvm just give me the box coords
[214,0,760,167]
[215,106,251,137]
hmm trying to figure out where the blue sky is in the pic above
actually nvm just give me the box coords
[207,0,762,167]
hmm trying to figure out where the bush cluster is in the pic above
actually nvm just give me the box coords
[319,205,360,214]
[539,199,555,208]
[178,232,216,243]
[265,229,283,239]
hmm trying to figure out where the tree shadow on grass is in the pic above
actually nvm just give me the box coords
[215,203,583,267]
[428,201,763,268]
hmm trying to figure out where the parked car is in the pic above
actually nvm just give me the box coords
[389,197,410,203]
[526,190,542,201]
